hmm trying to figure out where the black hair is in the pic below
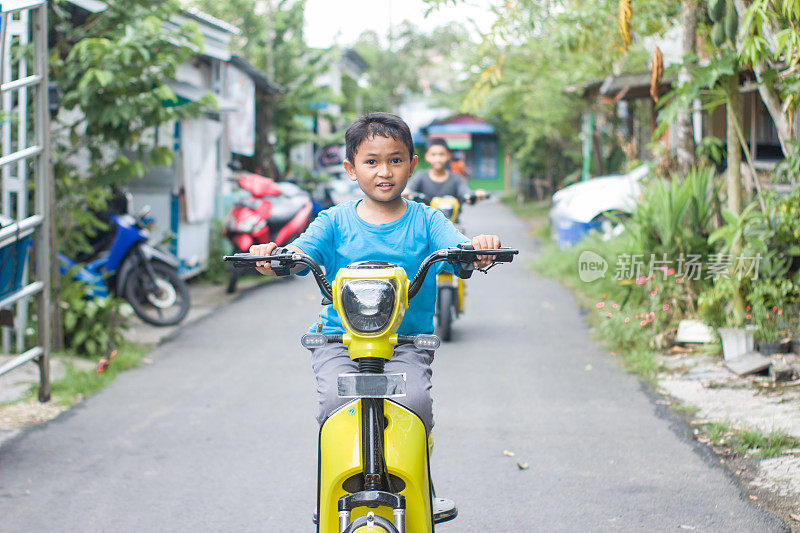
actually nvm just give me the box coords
[425,138,450,153]
[345,112,415,163]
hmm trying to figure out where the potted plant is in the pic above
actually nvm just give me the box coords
[697,279,756,360]
[749,307,791,355]
[746,279,796,355]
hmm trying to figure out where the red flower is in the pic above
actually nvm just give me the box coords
[635,276,647,285]
[676,278,685,284]
[640,320,647,326]
[650,290,658,296]
[662,304,670,311]
[624,317,631,323]
[596,302,605,309]
[746,305,751,312]
[746,314,751,320]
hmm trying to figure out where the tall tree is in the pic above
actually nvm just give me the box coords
[736,0,800,156]
[676,0,698,172]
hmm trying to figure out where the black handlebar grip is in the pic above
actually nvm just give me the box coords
[270,246,292,276]
[493,251,516,262]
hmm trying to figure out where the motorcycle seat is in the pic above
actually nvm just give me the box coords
[268,196,307,226]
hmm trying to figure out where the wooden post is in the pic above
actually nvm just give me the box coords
[727,74,745,321]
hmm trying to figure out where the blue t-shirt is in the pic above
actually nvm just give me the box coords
[291,199,468,335]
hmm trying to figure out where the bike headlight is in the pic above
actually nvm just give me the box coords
[340,279,397,334]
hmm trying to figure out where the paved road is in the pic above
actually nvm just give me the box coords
[0,201,787,531]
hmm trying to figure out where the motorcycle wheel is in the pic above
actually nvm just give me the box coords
[125,261,190,326]
[436,288,454,342]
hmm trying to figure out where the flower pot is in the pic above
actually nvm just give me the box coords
[756,340,792,356]
[718,327,757,361]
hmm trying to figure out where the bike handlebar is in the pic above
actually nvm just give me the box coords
[223,245,519,303]
[223,250,334,301]
[406,244,518,299]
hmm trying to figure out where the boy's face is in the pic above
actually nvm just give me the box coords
[424,144,450,172]
[343,135,417,204]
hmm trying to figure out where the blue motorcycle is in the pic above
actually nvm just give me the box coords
[59,208,190,327]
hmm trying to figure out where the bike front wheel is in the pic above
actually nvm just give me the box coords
[436,287,454,342]
[125,262,190,326]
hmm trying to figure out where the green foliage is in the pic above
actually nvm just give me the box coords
[198,220,231,285]
[746,279,796,342]
[351,22,474,114]
[696,276,737,329]
[702,190,800,332]
[772,141,800,184]
[50,0,204,256]
[624,166,722,264]
[419,0,681,193]
[59,269,127,358]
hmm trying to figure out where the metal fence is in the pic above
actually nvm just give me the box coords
[0,0,52,402]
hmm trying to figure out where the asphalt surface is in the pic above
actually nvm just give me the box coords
[0,201,787,532]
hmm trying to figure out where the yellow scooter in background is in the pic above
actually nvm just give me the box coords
[428,196,466,341]
[225,244,517,532]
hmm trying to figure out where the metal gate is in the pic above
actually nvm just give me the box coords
[0,0,52,402]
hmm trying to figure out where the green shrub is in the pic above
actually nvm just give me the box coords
[59,269,127,358]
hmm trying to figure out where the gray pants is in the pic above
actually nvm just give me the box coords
[310,343,434,432]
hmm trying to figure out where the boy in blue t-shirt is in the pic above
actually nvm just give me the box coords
[250,112,502,432]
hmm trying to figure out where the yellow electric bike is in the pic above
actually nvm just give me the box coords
[225,244,517,532]
[416,193,490,341]
[428,196,465,341]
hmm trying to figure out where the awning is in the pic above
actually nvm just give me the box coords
[165,81,238,112]
[427,118,495,135]
[63,0,108,13]
[229,56,282,94]
[429,132,472,150]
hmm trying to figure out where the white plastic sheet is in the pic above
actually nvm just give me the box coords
[181,117,223,223]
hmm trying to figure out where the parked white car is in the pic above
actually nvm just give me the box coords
[549,164,649,248]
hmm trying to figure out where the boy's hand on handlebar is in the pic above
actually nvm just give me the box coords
[250,242,277,275]
[471,234,501,268]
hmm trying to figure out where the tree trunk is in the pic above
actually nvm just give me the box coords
[676,0,698,173]
[726,74,746,320]
[726,76,743,215]
[733,0,794,156]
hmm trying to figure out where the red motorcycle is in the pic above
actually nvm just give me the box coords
[224,170,312,293]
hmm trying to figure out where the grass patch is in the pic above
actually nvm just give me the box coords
[499,193,551,220]
[27,340,147,407]
[672,402,700,416]
[698,422,800,458]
